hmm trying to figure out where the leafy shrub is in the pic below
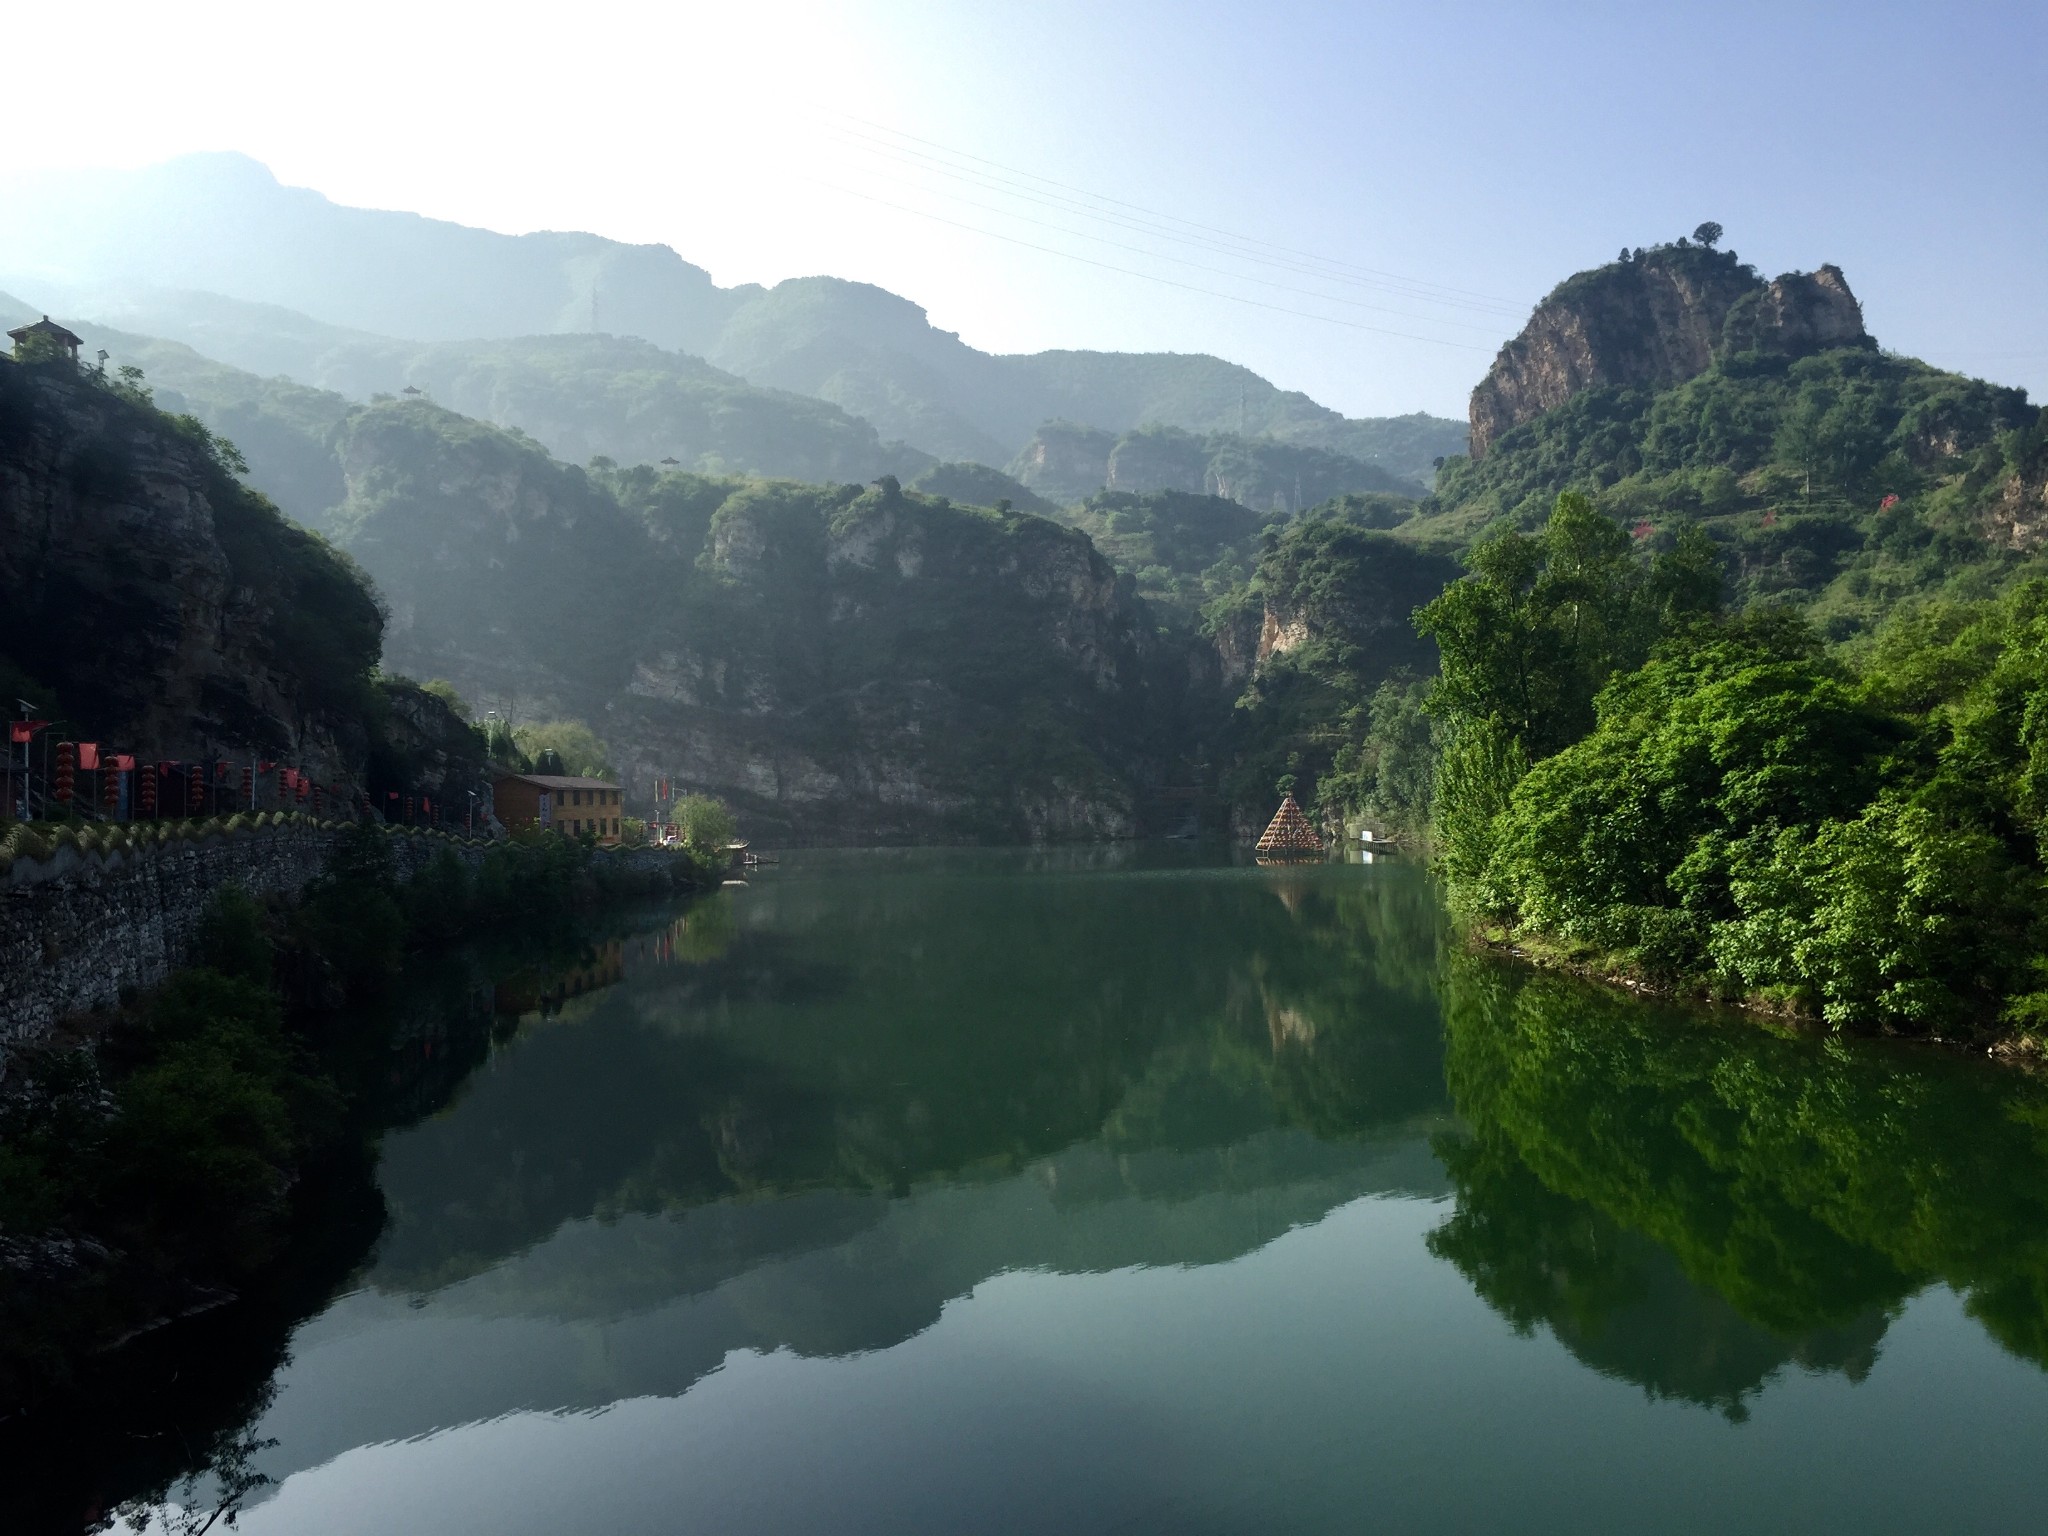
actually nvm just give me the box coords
[673,794,737,854]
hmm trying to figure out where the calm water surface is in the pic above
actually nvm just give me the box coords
[87,848,2048,1530]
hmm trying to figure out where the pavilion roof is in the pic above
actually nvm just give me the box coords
[1255,794,1324,855]
[8,315,82,347]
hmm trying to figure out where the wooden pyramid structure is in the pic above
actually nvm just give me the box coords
[1255,794,1324,858]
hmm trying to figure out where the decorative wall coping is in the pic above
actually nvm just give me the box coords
[0,814,688,886]
[0,814,497,886]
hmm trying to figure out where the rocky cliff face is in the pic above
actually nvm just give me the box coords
[1010,421,1118,504]
[0,360,381,788]
[1013,421,1417,508]
[613,490,1165,842]
[1211,514,1458,819]
[330,404,1206,843]
[1469,246,1869,458]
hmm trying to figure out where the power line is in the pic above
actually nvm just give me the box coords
[832,115,1525,314]
[802,176,1492,351]
[829,126,1525,322]
[826,131,1522,325]
[819,159,1511,336]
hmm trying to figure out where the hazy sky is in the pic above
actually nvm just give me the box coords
[5,0,2044,418]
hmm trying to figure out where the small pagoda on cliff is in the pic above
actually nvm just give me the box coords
[1255,793,1324,859]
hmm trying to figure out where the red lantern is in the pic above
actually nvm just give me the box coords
[188,764,204,814]
[53,741,75,804]
[295,774,309,804]
[241,764,253,806]
[139,765,158,816]
[312,785,323,815]
[102,767,119,814]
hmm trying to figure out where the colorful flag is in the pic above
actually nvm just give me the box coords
[77,743,100,770]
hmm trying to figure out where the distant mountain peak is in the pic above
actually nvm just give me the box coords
[2,153,1463,473]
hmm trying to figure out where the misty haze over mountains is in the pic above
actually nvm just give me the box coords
[0,153,1464,483]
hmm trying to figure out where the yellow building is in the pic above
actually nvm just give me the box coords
[492,771,625,845]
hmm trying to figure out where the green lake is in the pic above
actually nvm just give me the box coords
[49,847,2048,1532]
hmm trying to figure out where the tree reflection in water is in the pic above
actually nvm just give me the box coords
[1430,953,2048,1415]
[17,851,2048,1530]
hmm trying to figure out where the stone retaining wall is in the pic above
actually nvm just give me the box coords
[0,818,493,1056]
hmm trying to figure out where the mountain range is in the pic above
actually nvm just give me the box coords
[1,153,1464,484]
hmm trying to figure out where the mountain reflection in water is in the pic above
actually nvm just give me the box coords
[20,847,2048,1535]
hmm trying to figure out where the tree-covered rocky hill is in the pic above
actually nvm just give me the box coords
[0,352,486,808]
[1010,420,1420,507]
[1364,236,2048,1047]
[0,345,1220,844]
[323,399,1220,842]
[0,153,1463,479]
[1187,239,2048,846]
[1407,240,2045,637]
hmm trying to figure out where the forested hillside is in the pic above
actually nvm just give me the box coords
[1419,346,2039,637]
[321,400,1216,842]
[0,349,490,806]
[1376,239,2048,1046]
[1011,421,1421,507]
[0,296,935,515]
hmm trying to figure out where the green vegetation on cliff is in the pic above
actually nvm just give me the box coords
[1208,507,1456,831]
[1011,419,1424,508]
[1421,344,2042,636]
[0,352,383,757]
[327,403,1207,841]
[1422,483,2048,1044]
[1062,488,1278,612]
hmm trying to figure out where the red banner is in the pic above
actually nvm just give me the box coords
[78,743,100,770]
[9,720,48,744]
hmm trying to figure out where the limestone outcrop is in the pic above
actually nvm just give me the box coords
[1468,246,1870,458]
[330,403,1209,843]
[1012,421,1419,508]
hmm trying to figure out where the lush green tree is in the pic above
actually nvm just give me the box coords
[421,678,473,721]
[512,719,614,779]
[1441,580,2048,1033]
[1418,491,1717,760]
[673,793,738,853]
